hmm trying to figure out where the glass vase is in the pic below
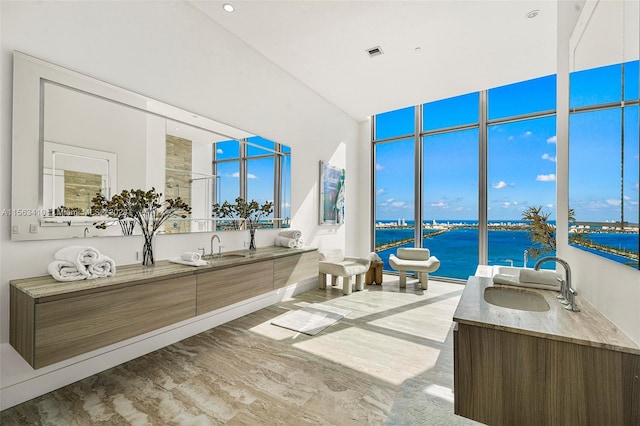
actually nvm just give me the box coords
[142,232,156,266]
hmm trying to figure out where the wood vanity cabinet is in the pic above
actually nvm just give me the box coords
[11,275,196,369]
[454,323,640,425]
[196,260,274,316]
[10,247,319,369]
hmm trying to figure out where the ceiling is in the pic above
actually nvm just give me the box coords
[192,1,562,121]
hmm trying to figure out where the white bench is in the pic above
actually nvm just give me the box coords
[389,248,440,290]
[318,249,370,295]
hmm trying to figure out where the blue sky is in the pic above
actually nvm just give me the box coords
[375,64,639,224]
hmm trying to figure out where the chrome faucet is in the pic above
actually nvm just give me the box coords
[523,250,528,268]
[210,234,221,257]
[534,256,579,312]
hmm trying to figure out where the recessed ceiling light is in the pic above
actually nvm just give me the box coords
[414,47,422,52]
[525,9,540,19]
[223,3,235,13]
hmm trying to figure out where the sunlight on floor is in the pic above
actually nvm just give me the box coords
[292,327,441,386]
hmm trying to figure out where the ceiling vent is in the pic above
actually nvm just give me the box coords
[366,46,384,58]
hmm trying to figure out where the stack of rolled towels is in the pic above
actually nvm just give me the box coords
[274,230,304,248]
[48,245,116,282]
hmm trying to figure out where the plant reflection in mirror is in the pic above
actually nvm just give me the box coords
[91,188,191,265]
[212,197,273,250]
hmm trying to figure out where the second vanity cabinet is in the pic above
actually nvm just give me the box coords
[10,247,318,369]
[453,276,640,425]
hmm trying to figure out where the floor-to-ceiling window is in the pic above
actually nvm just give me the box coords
[372,75,557,280]
[373,107,415,270]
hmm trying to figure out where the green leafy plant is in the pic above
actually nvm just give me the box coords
[91,188,191,264]
[521,205,557,258]
[522,206,587,259]
[212,197,274,230]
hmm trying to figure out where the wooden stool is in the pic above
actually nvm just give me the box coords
[366,260,383,285]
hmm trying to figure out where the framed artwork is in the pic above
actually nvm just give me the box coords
[319,161,345,225]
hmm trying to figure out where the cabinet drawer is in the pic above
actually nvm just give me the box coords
[196,260,274,316]
[273,251,319,289]
[34,275,196,368]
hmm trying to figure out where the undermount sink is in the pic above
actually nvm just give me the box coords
[202,253,247,262]
[484,286,550,312]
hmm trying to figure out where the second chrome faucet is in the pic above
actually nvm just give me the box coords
[210,234,222,257]
[534,256,579,312]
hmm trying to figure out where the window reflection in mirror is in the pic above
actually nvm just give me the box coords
[568,0,639,269]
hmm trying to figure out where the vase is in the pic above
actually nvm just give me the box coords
[249,228,257,251]
[142,232,156,266]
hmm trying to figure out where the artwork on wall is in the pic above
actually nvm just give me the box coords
[319,161,345,225]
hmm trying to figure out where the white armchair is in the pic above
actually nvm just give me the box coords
[318,249,371,295]
[389,248,440,290]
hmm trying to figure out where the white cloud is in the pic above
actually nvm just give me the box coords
[547,135,557,144]
[231,172,240,178]
[375,163,384,171]
[541,153,556,162]
[524,131,532,137]
[492,181,508,189]
[546,203,554,209]
[247,173,257,179]
[536,174,556,182]
[606,199,621,206]
[216,148,224,154]
[431,201,448,208]
[376,188,385,195]
[502,202,511,208]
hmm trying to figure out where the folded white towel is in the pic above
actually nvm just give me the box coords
[278,230,302,239]
[169,258,208,267]
[48,260,89,282]
[492,273,520,286]
[275,236,297,248]
[181,252,201,262]
[519,269,561,287]
[87,255,116,278]
[55,245,101,268]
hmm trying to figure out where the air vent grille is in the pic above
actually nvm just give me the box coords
[366,46,384,57]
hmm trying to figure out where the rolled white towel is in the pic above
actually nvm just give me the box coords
[55,245,101,268]
[275,236,297,248]
[181,252,201,262]
[48,260,89,282]
[295,238,304,249]
[87,255,116,278]
[519,269,561,287]
[278,230,302,240]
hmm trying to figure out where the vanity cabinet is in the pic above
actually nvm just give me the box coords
[453,276,640,425]
[196,260,274,315]
[455,323,640,425]
[10,247,319,369]
[11,275,196,369]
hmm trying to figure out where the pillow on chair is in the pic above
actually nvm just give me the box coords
[397,248,431,261]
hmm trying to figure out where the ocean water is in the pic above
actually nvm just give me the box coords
[374,220,637,279]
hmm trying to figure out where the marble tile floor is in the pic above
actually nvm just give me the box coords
[1,276,481,425]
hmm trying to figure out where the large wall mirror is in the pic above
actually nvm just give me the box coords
[11,52,291,241]
[568,0,639,269]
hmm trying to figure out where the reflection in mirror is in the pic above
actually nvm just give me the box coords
[11,52,291,240]
[569,0,639,269]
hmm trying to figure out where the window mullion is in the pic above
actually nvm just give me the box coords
[479,90,488,265]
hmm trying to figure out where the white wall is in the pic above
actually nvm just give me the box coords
[0,0,359,408]
[556,0,640,345]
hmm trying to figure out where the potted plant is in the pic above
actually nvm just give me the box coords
[212,197,274,250]
[91,188,191,265]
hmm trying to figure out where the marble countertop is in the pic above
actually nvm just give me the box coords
[11,246,317,301]
[453,275,640,355]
